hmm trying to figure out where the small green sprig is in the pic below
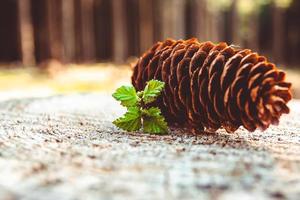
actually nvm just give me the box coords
[112,80,168,134]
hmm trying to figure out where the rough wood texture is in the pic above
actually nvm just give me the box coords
[0,94,299,200]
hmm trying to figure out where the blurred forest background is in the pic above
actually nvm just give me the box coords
[0,0,299,65]
[0,0,299,99]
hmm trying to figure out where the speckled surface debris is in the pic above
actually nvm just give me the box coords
[0,93,299,200]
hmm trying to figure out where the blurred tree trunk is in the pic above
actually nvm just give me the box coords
[194,0,208,41]
[185,0,193,39]
[46,0,63,61]
[217,10,226,42]
[272,5,285,64]
[222,9,233,43]
[127,0,140,56]
[160,0,172,40]
[209,8,221,42]
[74,0,96,62]
[62,0,76,63]
[18,0,35,66]
[31,0,50,62]
[94,0,113,61]
[80,0,96,62]
[286,0,300,66]
[172,0,185,39]
[153,0,162,41]
[0,1,20,62]
[161,0,185,40]
[138,0,154,52]
[231,0,241,46]
[247,12,259,51]
[112,0,128,63]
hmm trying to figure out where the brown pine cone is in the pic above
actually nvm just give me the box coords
[131,38,292,133]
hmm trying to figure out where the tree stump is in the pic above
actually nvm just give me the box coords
[0,94,299,200]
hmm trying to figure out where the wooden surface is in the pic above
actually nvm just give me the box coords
[0,94,299,200]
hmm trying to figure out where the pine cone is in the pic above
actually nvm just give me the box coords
[131,38,292,133]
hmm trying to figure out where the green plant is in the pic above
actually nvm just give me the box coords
[112,80,168,134]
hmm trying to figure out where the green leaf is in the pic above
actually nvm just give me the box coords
[113,107,142,131]
[142,107,168,134]
[137,91,143,98]
[112,85,139,107]
[142,80,165,104]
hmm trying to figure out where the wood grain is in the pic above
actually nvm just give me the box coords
[0,94,299,200]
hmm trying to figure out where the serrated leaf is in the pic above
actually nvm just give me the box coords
[142,107,168,134]
[142,80,165,104]
[112,85,139,107]
[113,107,142,131]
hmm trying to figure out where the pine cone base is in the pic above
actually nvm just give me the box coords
[131,38,292,133]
